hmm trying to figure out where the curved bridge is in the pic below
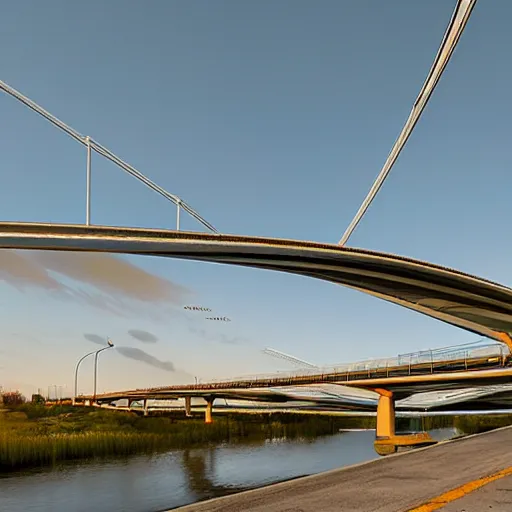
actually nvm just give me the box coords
[1,222,512,350]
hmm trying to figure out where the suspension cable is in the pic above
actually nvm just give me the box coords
[0,79,219,233]
[339,0,477,246]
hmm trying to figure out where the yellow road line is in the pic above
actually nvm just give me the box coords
[408,466,512,512]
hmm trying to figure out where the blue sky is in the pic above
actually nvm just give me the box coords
[1,1,511,397]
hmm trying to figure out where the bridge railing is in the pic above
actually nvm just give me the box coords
[0,79,218,233]
[208,341,509,385]
[88,341,511,398]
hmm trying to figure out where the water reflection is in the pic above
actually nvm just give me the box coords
[0,430,457,512]
[182,447,253,499]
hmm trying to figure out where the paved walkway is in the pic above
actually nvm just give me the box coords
[172,426,512,512]
[440,474,512,511]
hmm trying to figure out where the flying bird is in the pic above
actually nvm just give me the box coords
[205,316,231,322]
[184,305,212,312]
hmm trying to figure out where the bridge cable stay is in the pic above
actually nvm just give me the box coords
[338,0,477,246]
[262,348,319,369]
[399,337,500,358]
[0,79,218,234]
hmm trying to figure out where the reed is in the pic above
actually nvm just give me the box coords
[3,404,510,471]
[453,414,512,434]
[0,432,163,469]
[0,408,348,470]
[0,427,239,470]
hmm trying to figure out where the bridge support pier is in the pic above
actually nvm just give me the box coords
[373,388,436,456]
[143,399,149,417]
[185,396,192,417]
[205,397,214,424]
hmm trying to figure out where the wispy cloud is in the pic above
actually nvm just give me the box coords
[83,332,175,373]
[75,289,130,317]
[115,346,175,372]
[188,324,246,346]
[128,329,159,343]
[84,333,109,346]
[0,250,190,318]
[28,251,188,303]
[0,251,64,293]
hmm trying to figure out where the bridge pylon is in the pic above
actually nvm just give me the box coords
[373,388,437,456]
[205,397,214,424]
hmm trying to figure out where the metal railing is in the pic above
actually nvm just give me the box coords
[210,341,509,385]
[0,79,218,233]
[87,340,512,399]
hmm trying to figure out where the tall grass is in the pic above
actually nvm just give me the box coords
[0,410,349,471]
[453,414,512,434]
[0,432,163,469]
[3,405,510,471]
[0,425,236,470]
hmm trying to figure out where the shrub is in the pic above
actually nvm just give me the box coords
[2,391,26,406]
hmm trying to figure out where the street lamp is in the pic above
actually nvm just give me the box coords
[73,338,114,405]
[93,338,114,400]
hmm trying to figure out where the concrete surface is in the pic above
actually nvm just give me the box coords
[440,474,512,511]
[172,426,512,512]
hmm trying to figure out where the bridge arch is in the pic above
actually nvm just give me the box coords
[1,221,512,351]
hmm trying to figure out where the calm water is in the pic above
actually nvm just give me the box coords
[0,429,458,512]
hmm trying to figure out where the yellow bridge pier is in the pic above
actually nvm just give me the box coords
[204,397,214,424]
[373,388,437,456]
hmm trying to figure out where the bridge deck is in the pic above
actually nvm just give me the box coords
[88,355,512,403]
[4,222,512,351]
[172,426,512,512]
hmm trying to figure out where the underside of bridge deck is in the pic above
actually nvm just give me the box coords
[1,222,512,351]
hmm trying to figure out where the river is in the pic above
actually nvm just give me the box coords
[0,428,458,512]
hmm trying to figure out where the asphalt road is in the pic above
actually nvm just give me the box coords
[440,474,512,511]
[172,426,512,512]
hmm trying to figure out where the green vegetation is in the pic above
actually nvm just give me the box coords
[452,414,512,434]
[400,414,512,434]
[0,405,370,471]
[1,403,511,472]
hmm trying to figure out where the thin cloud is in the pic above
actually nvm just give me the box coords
[115,346,175,372]
[128,329,159,343]
[84,333,109,346]
[28,251,189,303]
[188,323,246,346]
[74,289,130,317]
[0,251,64,293]
[0,250,190,318]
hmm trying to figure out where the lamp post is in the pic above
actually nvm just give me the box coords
[74,338,114,405]
[93,338,114,401]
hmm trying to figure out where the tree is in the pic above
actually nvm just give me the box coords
[31,393,46,405]
[2,390,26,406]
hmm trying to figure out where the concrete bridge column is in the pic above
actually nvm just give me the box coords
[375,389,395,441]
[373,388,436,456]
[204,397,214,424]
[143,399,149,416]
[185,396,192,417]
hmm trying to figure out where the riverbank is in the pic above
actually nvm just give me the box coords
[1,404,511,471]
[171,426,512,512]
[0,404,371,471]
[0,430,380,512]
[0,429,476,512]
